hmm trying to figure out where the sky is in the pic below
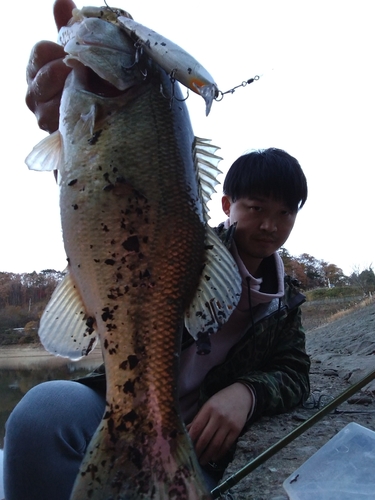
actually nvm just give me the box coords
[0,0,373,277]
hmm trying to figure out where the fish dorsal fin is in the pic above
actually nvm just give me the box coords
[38,269,99,360]
[185,225,241,353]
[25,130,62,172]
[193,137,222,221]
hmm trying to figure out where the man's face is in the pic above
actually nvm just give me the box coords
[222,195,297,272]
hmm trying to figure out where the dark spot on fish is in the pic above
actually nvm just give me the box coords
[115,176,126,184]
[98,165,102,171]
[205,275,211,281]
[169,429,178,439]
[104,339,108,349]
[140,269,151,279]
[81,462,98,481]
[124,285,130,294]
[112,167,118,173]
[88,130,102,145]
[107,417,116,443]
[119,355,139,371]
[143,236,149,243]
[102,224,109,232]
[124,409,137,425]
[103,184,114,191]
[101,307,113,322]
[161,42,166,46]
[205,244,214,250]
[90,245,93,249]
[85,316,95,332]
[188,67,192,74]
[123,380,135,395]
[128,355,139,369]
[105,259,115,265]
[82,337,96,355]
[94,259,100,263]
[107,323,117,331]
[122,235,140,252]
[110,239,115,245]
[116,272,122,280]
[109,348,117,355]
[72,204,78,210]
[128,445,143,470]
[68,179,78,186]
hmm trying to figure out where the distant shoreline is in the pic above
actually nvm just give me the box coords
[0,344,49,358]
[0,344,103,369]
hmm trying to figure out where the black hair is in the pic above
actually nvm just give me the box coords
[223,148,308,212]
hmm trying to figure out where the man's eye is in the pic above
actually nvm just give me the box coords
[248,205,261,211]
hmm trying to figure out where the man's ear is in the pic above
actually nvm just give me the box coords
[221,195,232,216]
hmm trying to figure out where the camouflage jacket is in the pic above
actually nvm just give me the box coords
[190,275,310,426]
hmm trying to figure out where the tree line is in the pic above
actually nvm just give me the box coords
[0,270,64,338]
[280,249,374,293]
[0,255,374,338]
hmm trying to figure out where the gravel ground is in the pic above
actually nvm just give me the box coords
[219,299,375,499]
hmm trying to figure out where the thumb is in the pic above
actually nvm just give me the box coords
[53,0,77,31]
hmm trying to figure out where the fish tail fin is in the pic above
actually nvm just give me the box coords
[71,422,212,499]
[156,430,213,499]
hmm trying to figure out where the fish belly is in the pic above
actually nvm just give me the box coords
[61,73,211,498]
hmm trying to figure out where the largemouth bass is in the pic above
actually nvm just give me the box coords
[27,6,240,499]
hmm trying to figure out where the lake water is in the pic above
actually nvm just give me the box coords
[0,347,103,449]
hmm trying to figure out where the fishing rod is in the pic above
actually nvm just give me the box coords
[211,366,375,498]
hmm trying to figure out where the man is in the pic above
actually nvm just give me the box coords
[3,1,310,498]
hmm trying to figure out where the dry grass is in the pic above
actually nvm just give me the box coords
[302,294,374,332]
[327,295,374,323]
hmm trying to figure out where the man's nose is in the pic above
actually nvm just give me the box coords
[259,217,277,232]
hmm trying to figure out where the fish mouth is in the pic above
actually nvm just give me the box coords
[84,67,130,97]
[69,61,134,98]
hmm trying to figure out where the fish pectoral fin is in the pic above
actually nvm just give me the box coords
[74,103,97,139]
[38,269,99,360]
[25,130,62,172]
[185,225,241,351]
[194,136,222,222]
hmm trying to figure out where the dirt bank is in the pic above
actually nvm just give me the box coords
[221,299,375,499]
